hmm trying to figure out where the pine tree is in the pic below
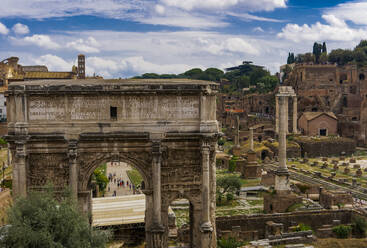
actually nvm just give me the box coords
[322,42,327,54]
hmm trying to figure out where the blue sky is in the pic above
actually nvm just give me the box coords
[0,0,366,78]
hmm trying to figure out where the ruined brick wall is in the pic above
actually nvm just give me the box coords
[319,191,353,209]
[216,210,353,240]
[294,137,356,157]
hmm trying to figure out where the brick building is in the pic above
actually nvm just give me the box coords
[298,112,337,136]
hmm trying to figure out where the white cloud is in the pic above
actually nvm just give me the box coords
[155,4,166,15]
[12,23,29,35]
[86,56,192,78]
[0,0,148,19]
[66,37,100,53]
[22,35,60,49]
[138,13,228,28]
[0,0,287,29]
[11,29,311,78]
[159,0,287,11]
[325,1,367,26]
[253,27,265,32]
[227,12,285,23]
[277,14,367,42]
[0,22,9,35]
[33,54,73,71]
[200,37,259,55]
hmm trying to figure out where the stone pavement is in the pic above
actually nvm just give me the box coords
[105,162,135,197]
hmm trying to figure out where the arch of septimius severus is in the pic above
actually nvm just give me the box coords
[6,79,219,247]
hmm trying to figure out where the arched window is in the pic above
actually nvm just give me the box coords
[360,73,365,80]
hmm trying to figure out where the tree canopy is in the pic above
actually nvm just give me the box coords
[0,187,110,248]
[288,40,367,66]
[134,61,279,94]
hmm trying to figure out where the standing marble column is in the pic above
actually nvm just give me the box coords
[201,141,213,247]
[235,115,240,147]
[275,96,279,134]
[275,95,290,193]
[278,96,288,171]
[249,128,254,151]
[284,96,289,134]
[293,96,298,134]
[68,140,78,199]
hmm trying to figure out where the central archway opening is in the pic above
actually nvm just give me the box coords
[90,160,146,247]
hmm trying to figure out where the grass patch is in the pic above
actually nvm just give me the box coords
[313,238,367,248]
[247,199,263,206]
[126,169,143,187]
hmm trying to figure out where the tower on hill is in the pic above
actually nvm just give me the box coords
[78,54,85,79]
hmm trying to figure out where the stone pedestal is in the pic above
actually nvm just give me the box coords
[232,146,242,157]
[274,169,291,193]
[241,150,262,179]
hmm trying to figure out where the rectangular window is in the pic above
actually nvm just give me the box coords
[110,106,117,120]
[319,129,327,136]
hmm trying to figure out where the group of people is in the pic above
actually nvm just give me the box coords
[107,169,136,197]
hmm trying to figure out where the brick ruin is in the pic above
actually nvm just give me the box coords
[285,63,367,145]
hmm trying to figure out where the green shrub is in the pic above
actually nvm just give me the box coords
[294,223,312,232]
[226,193,234,202]
[217,237,244,248]
[228,159,236,172]
[0,138,7,145]
[3,179,11,189]
[0,186,110,247]
[332,225,352,239]
[352,218,367,238]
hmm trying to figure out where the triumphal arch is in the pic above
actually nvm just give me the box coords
[6,79,219,247]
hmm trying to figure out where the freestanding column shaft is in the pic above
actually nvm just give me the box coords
[249,128,254,151]
[201,143,213,247]
[278,96,288,171]
[293,96,298,134]
[235,115,240,147]
[284,96,289,134]
[275,96,279,134]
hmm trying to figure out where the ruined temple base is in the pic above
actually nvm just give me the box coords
[263,192,302,214]
[241,163,262,179]
[232,146,242,157]
[241,150,262,179]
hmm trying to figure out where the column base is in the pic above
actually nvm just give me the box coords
[275,169,290,193]
[149,224,165,248]
[201,222,214,248]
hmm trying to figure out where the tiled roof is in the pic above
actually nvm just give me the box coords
[302,112,337,121]
[24,71,74,79]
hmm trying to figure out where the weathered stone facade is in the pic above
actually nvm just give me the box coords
[6,79,220,248]
[285,63,367,145]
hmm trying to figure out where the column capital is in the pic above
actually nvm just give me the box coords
[68,140,78,160]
